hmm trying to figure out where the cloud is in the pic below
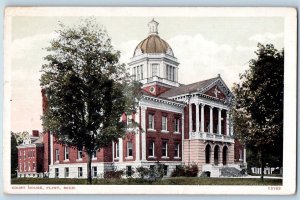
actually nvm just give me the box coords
[248,32,283,43]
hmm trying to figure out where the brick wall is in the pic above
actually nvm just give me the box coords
[145,108,182,161]
[43,132,50,172]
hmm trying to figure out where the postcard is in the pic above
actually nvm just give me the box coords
[3,7,297,194]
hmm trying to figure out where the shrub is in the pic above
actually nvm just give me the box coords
[136,166,150,179]
[185,164,199,177]
[104,170,124,179]
[171,165,185,177]
[171,164,199,177]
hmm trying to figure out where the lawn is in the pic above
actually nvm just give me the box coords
[11,177,282,185]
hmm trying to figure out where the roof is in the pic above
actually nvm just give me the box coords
[159,77,219,98]
[134,34,173,56]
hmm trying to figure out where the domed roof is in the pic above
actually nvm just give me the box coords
[134,34,174,56]
[133,19,174,57]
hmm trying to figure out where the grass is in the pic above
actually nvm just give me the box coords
[11,177,282,185]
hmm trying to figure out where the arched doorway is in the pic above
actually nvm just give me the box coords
[205,145,211,164]
[223,146,228,165]
[214,145,219,165]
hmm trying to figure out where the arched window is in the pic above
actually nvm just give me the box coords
[214,145,220,165]
[223,146,228,165]
[205,145,211,164]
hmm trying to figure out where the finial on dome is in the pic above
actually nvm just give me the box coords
[148,18,159,34]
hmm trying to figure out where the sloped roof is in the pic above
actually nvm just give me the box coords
[32,136,43,144]
[159,77,219,98]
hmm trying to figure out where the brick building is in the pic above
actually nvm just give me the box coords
[17,19,246,178]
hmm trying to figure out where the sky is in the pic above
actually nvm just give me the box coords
[10,16,284,133]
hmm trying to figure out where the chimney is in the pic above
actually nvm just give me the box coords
[32,130,39,137]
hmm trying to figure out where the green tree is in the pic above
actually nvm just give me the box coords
[11,132,19,177]
[232,43,283,181]
[40,19,140,184]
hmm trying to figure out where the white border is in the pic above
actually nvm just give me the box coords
[3,7,297,195]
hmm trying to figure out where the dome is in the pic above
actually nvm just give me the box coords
[133,19,174,57]
[134,34,174,56]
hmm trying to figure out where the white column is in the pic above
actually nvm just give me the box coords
[50,134,53,165]
[243,147,247,164]
[189,103,192,133]
[226,111,229,136]
[135,130,140,161]
[196,103,200,132]
[141,106,147,161]
[200,104,205,132]
[118,138,123,162]
[218,108,222,135]
[209,106,213,133]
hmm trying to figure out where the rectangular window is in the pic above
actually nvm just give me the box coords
[28,162,30,171]
[55,168,59,178]
[64,146,69,160]
[78,149,83,159]
[152,64,158,77]
[55,149,59,161]
[126,166,132,177]
[162,116,167,131]
[133,67,136,80]
[115,142,119,158]
[127,142,133,157]
[162,141,168,157]
[148,114,154,129]
[137,66,140,80]
[92,150,97,159]
[78,167,83,177]
[174,142,180,157]
[140,65,143,79]
[163,165,168,176]
[148,141,155,157]
[32,162,36,170]
[175,118,180,132]
[64,167,69,178]
[93,166,97,177]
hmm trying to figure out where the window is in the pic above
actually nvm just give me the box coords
[174,142,180,158]
[78,167,83,177]
[78,149,83,160]
[163,165,168,176]
[126,166,132,177]
[93,166,97,177]
[152,64,158,77]
[55,149,59,161]
[55,168,59,178]
[28,162,30,171]
[140,65,143,79]
[137,66,140,80]
[175,118,180,132]
[127,142,133,157]
[162,141,168,157]
[133,67,136,80]
[166,65,176,81]
[64,146,69,160]
[64,167,69,178]
[148,114,154,129]
[115,142,119,158]
[32,162,36,170]
[148,141,155,157]
[92,150,97,159]
[24,151,26,158]
[162,116,167,131]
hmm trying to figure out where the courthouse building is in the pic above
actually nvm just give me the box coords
[17,19,246,178]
